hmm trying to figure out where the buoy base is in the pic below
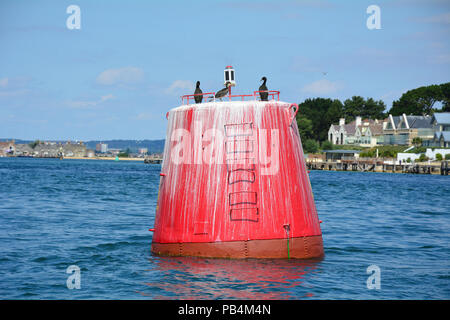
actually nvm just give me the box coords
[151,235,324,259]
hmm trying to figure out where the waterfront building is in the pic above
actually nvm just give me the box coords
[432,131,450,148]
[0,140,15,156]
[138,148,148,155]
[30,141,87,157]
[428,112,450,147]
[107,148,121,156]
[96,143,108,153]
[34,143,62,157]
[14,144,34,156]
[62,143,87,157]
[431,112,450,132]
[322,149,361,162]
[86,149,95,158]
[382,114,434,145]
[328,117,384,147]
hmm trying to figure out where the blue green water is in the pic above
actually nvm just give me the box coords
[0,158,448,299]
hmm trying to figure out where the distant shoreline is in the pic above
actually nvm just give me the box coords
[66,156,145,161]
[1,156,145,161]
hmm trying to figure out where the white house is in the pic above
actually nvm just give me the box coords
[328,116,384,147]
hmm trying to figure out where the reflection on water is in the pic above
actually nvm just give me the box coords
[141,256,322,299]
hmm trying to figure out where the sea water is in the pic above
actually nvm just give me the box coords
[0,158,448,299]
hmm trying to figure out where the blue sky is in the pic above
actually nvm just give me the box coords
[1,0,449,140]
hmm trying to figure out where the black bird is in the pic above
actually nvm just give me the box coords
[194,81,203,103]
[259,77,268,101]
[215,82,231,101]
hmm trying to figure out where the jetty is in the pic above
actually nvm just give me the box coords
[306,158,450,175]
[144,156,162,164]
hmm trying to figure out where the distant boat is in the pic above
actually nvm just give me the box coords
[144,158,162,164]
[115,156,119,161]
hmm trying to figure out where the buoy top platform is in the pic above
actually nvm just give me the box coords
[150,83,324,259]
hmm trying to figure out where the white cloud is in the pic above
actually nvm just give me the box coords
[420,12,450,24]
[96,67,144,86]
[100,94,115,102]
[0,89,31,97]
[66,100,97,108]
[66,94,115,108]
[133,112,156,121]
[164,80,195,95]
[301,79,342,95]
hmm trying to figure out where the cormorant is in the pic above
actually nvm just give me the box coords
[259,77,268,101]
[215,82,231,101]
[194,81,203,103]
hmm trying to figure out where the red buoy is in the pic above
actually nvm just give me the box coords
[151,96,324,259]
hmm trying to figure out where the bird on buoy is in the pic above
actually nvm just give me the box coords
[215,81,231,101]
[194,81,203,103]
[259,77,268,101]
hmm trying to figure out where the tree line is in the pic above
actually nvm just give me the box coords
[296,82,450,153]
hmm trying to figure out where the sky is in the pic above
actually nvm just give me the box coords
[0,0,449,141]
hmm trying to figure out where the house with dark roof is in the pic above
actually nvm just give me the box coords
[429,112,450,147]
[431,112,450,132]
[14,144,34,156]
[383,114,434,145]
[328,116,385,147]
[432,131,450,147]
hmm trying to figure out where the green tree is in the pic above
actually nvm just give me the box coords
[436,153,443,161]
[363,98,386,119]
[440,82,450,111]
[303,139,319,154]
[320,140,333,151]
[343,96,386,122]
[298,98,343,142]
[118,148,131,157]
[416,85,443,114]
[412,137,423,147]
[297,114,313,141]
[389,83,447,115]
[343,96,365,122]
[29,140,41,149]
[445,153,450,160]
[417,153,428,162]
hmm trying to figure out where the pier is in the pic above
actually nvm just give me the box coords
[306,158,450,175]
[144,156,162,164]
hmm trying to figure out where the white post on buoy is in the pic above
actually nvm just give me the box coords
[224,66,236,99]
